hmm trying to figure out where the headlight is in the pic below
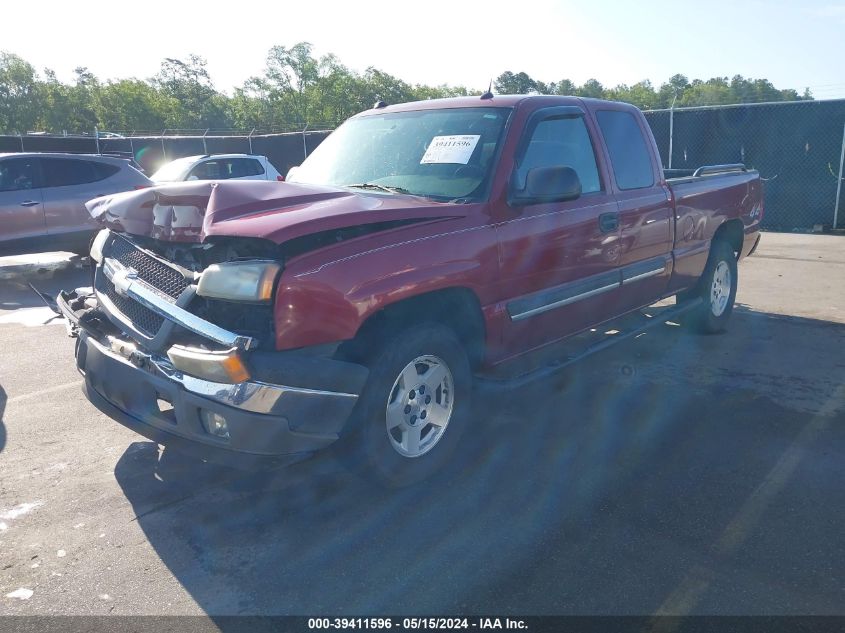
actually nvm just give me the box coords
[90,229,110,263]
[196,261,281,302]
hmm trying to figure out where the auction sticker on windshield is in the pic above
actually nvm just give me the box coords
[420,135,480,164]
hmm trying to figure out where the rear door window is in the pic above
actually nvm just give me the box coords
[516,116,601,194]
[595,110,655,190]
[41,158,114,187]
[188,158,265,180]
[92,162,121,180]
[227,158,265,178]
[0,157,42,191]
[189,160,223,180]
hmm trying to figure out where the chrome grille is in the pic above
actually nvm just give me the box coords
[101,279,164,337]
[99,236,191,338]
[108,237,190,300]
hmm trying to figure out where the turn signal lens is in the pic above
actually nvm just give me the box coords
[167,346,251,384]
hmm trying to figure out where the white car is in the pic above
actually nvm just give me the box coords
[150,154,284,183]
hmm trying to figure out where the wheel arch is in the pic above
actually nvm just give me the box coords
[712,218,744,259]
[338,286,487,370]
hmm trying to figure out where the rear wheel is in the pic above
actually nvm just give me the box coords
[683,239,738,333]
[340,322,472,488]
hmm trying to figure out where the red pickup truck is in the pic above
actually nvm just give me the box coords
[58,95,762,486]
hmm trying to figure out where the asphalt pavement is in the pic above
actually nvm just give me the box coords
[0,234,843,616]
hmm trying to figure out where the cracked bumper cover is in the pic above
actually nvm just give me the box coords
[58,290,368,469]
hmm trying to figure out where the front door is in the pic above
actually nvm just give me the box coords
[494,108,622,360]
[0,156,46,247]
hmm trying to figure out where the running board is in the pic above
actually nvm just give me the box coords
[476,298,703,389]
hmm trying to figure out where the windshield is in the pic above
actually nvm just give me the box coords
[150,157,195,182]
[288,107,511,201]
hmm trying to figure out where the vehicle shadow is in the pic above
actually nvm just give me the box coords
[0,256,90,317]
[113,306,845,616]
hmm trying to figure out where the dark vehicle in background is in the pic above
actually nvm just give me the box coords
[0,153,151,257]
[58,96,762,487]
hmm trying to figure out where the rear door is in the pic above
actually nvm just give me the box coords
[40,157,118,235]
[593,107,673,312]
[0,156,46,245]
[495,106,622,356]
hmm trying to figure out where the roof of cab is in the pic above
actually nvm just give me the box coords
[353,94,639,117]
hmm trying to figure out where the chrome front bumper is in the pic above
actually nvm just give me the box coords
[58,289,367,466]
[91,331,358,417]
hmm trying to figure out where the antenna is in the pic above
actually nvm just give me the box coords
[480,79,493,100]
[373,97,387,109]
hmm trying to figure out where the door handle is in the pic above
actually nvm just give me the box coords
[20,200,41,207]
[599,212,619,233]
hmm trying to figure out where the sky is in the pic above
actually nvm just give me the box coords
[3,0,845,100]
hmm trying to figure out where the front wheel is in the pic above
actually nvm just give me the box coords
[341,322,472,488]
[683,240,738,334]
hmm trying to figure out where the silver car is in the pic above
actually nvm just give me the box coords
[0,153,152,256]
[150,154,284,183]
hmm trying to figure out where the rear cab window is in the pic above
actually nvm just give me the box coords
[595,110,655,190]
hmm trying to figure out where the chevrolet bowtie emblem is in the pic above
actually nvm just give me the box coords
[112,267,138,297]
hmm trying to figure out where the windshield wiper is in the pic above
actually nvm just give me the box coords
[345,182,413,195]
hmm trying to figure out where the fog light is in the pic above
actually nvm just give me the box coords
[200,410,230,439]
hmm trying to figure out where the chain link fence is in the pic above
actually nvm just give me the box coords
[3,101,845,231]
[0,126,336,181]
[643,99,845,231]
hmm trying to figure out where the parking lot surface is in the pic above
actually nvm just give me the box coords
[0,233,843,615]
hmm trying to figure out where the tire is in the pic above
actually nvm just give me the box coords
[684,240,738,334]
[339,322,472,488]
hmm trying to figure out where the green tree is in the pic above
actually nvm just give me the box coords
[0,48,816,134]
[264,42,320,124]
[494,71,537,94]
[229,77,278,130]
[577,78,605,99]
[95,79,171,132]
[679,77,732,106]
[0,52,41,132]
[552,79,578,95]
[154,55,228,129]
[657,74,690,107]
[607,80,660,109]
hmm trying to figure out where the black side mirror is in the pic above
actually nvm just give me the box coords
[511,165,582,206]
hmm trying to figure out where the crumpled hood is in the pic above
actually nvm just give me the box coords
[85,180,462,244]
